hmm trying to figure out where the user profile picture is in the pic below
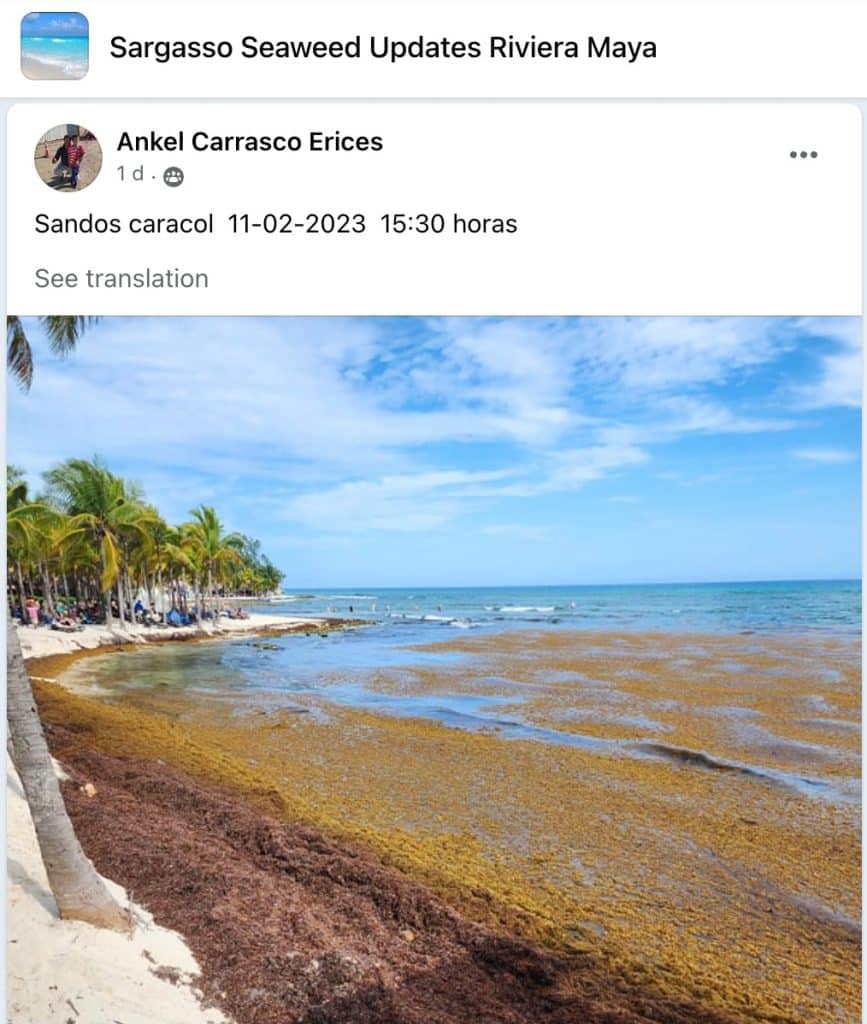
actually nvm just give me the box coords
[21,12,89,81]
[34,124,102,192]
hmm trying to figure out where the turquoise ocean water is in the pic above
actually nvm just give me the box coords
[67,580,859,804]
[21,36,88,77]
[254,580,860,637]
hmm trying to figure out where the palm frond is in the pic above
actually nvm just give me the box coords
[39,316,100,356]
[99,532,119,592]
[6,316,33,391]
[215,547,244,569]
[7,501,57,558]
[7,481,29,511]
[164,541,196,574]
[60,512,98,542]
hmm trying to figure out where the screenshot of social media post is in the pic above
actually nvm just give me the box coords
[2,8,863,1024]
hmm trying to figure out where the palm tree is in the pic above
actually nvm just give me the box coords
[6,316,127,931]
[132,505,167,611]
[7,615,127,929]
[7,482,48,622]
[12,500,64,618]
[183,505,243,618]
[7,316,97,392]
[44,458,155,629]
[149,521,182,615]
[224,534,284,597]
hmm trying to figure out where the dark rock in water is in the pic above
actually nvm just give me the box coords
[249,641,280,651]
[270,708,310,725]
[640,743,738,772]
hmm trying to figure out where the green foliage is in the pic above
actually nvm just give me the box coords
[6,316,100,392]
[7,457,284,607]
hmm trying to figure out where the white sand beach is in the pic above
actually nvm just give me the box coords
[16,611,327,661]
[8,611,334,1022]
[7,755,231,1024]
[21,55,87,80]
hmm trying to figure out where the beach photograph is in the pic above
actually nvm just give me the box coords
[33,124,102,192]
[5,315,861,1023]
[20,12,89,81]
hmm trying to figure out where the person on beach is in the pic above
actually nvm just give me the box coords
[25,599,39,627]
[52,135,70,182]
[64,134,86,189]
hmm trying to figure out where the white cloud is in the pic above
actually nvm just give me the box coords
[797,347,861,409]
[792,448,858,464]
[480,524,550,540]
[10,316,827,480]
[544,443,648,489]
[281,442,648,531]
[572,317,795,393]
[8,315,858,546]
[790,317,862,409]
[282,469,514,532]
[9,317,586,473]
[47,17,86,32]
[655,396,797,435]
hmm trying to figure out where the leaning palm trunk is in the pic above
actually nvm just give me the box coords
[40,564,56,617]
[143,561,154,610]
[115,576,128,631]
[6,612,128,931]
[193,582,204,631]
[100,551,114,628]
[15,562,27,622]
[124,568,136,625]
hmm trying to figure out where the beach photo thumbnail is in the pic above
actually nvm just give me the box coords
[34,124,102,192]
[21,12,89,81]
[5,315,861,1024]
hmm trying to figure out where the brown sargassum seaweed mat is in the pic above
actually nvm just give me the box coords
[47,720,741,1024]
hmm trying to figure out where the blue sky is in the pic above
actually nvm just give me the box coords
[6,316,861,586]
[21,12,89,37]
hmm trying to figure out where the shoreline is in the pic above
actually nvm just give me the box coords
[7,753,230,1024]
[21,53,88,80]
[17,624,860,1023]
[16,611,361,664]
[40,717,740,1024]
